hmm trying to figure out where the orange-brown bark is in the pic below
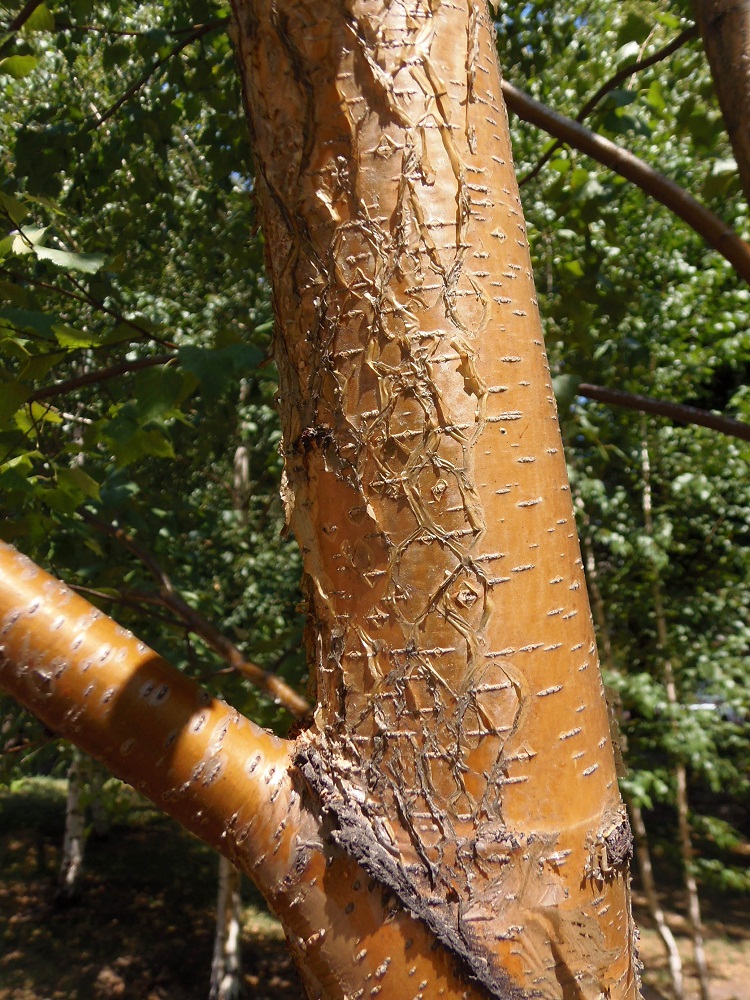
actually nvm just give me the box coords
[0,541,492,999]
[2,1,640,997]
[230,0,639,996]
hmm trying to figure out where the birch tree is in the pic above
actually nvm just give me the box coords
[0,2,642,997]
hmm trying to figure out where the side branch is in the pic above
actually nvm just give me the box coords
[0,539,498,999]
[578,382,750,442]
[502,80,750,284]
[29,354,176,402]
[83,514,311,718]
[88,19,229,130]
[0,540,294,889]
[0,0,44,58]
[521,24,700,185]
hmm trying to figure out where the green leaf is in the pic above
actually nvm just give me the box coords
[0,383,30,425]
[20,351,67,381]
[645,80,666,114]
[178,343,263,403]
[549,157,571,175]
[0,193,28,226]
[0,55,38,79]
[0,280,30,308]
[23,3,55,31]
[33,246,105,274]
[0,307,56,339]
[15,402,63,427]
[10,226,47,254]
[52,324,100,348]
[133,365,186,420]
[604,89,637,110]
[57,466,100,500]
[39,486,79,514]
[562,259,584,277]
[102,407,175,466]
[100,322,142,346]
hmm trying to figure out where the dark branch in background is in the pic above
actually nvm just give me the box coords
[578,382,750,442]
[520,24,700,186]
[0,268,176,351]
[56,19,226,38]
[0,0,44,58]
[88,18,229,130]
[63,273,176,350]
[28,353,176,402]
[70,584,183,630]
[82,514,311,719]
[502,80,750,285]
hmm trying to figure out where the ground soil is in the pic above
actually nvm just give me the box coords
[1,780,748,1000]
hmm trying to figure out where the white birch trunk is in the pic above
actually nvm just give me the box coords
[87,759,110,839]
[209,855,244,1000]
[57,748,87,902]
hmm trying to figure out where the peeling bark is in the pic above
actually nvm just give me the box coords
[230,1,639,995]
[1,2,640,996]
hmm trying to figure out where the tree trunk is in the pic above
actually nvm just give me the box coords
[87,758,111,839]
[627,797,684,1000]
[210,856,244,1000]
[640,426,710,1000]
[57,748,87,903]
[578,514,683,1000]
[0,2,640,997]
[692,0,750,207]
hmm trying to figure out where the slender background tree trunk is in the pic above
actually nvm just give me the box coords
[578,508,684,1000]
[210,857,244,1000]
[693,0,750,208]
[57,748,86,903]
[640,425,710,1000]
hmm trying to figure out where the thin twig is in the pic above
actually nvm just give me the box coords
[0,0,44,58]
[520,24,700,186]
[88,19,228,130]
[578,382,750,441]
[502,80,750,284]
[65,273,176,349]
[69,583,183,629]
[28,353,176,402]
[55,18,226,38]
[0,267,175,351]
[83,514,311,719]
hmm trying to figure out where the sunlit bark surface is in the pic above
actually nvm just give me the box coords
[0,541,498,999]
[1,1,640,997]
[231,0,639,996]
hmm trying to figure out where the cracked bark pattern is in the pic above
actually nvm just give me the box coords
[231,1,639,997]
[0,541,492,999]
[0,2,640,995]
